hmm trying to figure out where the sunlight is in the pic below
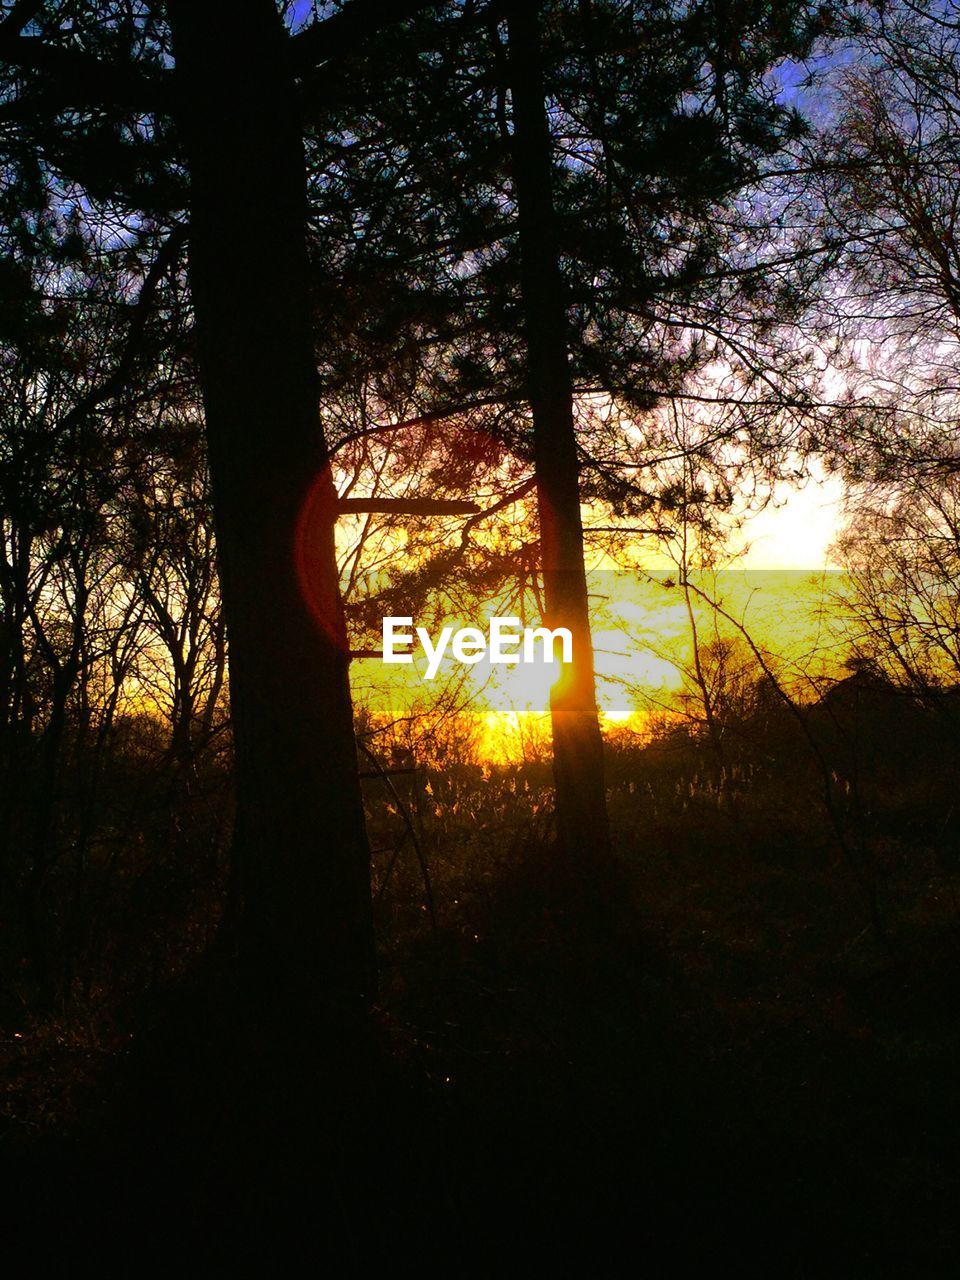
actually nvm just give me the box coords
[350,562,848,761]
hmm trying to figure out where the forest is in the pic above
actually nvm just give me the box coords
[2,0,960,1272]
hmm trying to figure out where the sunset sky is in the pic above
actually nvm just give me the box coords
[349,468,851,760]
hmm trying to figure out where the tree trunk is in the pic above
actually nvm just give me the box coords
[506,0,611,864]
[168,0,376,1018]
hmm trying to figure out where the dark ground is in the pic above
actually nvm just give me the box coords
[2,697,960,1274]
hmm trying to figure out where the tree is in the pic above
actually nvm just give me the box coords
[812,0,960,481]
[122,418,227,777]
[301,0,835,865]
[0,0,839,1004]
[0,160,177,1002]
[165,0,380,1018]
[836,471,960,698]
[505,0,609,862]
[0,1,461,1016]
[811,3,960,695]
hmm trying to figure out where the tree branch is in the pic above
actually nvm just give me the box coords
[290,0,445,74]
[0,0,44,38]
[0,32,170,113]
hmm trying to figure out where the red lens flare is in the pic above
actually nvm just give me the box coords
[294,466,350,652]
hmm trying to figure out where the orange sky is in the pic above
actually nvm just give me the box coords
[348,469,851,761]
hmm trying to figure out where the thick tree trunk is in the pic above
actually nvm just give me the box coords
[169,0,376,1017]
[506,0,611,864]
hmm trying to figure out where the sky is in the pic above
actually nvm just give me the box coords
[734,467,846,570]
[349,471,853,762]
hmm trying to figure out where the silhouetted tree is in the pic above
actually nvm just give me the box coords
[302,0,836,863]
[504,0,610,860]
[166,0,388,1017]
[0,1,425,1014]
[812,0,960,480]
[836,472,960,697]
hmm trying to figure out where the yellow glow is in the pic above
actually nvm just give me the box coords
[345,471,848,761]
